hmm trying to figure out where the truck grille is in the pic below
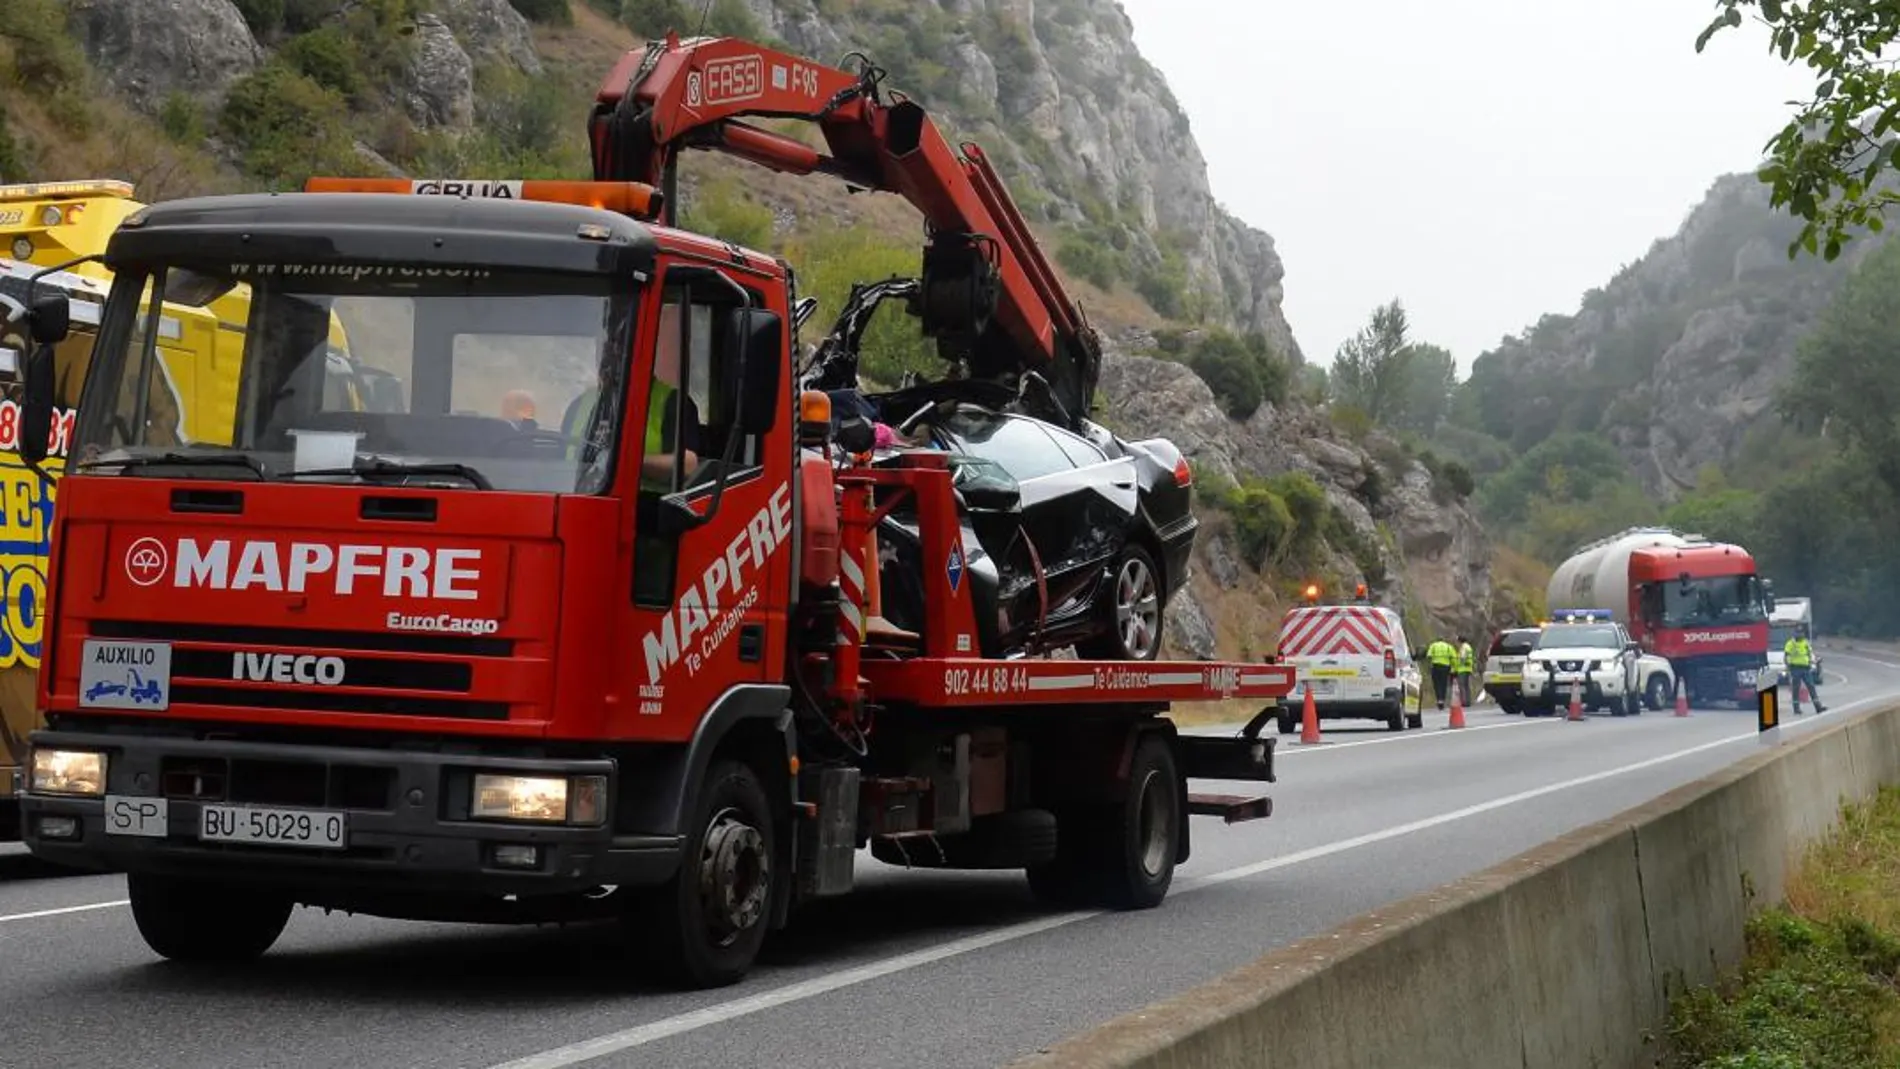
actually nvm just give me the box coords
[90,619,512,721]
[1557,660,1584,672]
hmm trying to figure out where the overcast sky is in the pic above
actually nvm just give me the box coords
[1116,0,1817,373]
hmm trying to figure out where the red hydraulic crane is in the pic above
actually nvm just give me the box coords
[588,34,1103,430]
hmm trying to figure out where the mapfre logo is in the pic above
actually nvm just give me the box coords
[131,537,483,600]
[124,537,169,587]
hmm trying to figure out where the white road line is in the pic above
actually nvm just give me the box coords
[483,697,1873,1069]
[0,899,128,924]
[1275,716,1553,753]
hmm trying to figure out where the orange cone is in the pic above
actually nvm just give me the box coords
[1674,683,1690,717]
[1299,683,1322,744]
[1447,683,1466,729]
[1567,679,1585,721]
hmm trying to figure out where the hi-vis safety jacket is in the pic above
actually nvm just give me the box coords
[1454,643,1475,674]
[1426,640,1454,667]
[1785,636,1814,668]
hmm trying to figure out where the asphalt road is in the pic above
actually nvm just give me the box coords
[2,650,1894,1069]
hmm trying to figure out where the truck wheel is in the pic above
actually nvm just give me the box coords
[128,873,292,963]
[1098,734,1180,909]
[636,758,776,989]
[1385,703,1404,732]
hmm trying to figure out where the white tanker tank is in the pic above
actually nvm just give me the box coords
[1545,527,1695,621]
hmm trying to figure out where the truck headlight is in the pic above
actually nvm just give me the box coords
[31,748,106,797]
[472,773,606,825]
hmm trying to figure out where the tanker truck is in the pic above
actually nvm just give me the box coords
[1546,527,1771,705]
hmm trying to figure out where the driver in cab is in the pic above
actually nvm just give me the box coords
[562,299,699,490]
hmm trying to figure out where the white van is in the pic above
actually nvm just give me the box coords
[1766,596,1818,683]
[1274,603,1423,733]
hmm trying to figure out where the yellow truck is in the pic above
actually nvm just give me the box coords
[0,180,397,837]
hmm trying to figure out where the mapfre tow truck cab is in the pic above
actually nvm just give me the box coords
[12,175,1290,987]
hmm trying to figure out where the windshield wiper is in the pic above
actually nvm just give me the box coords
[74,452,270,479]
[281,458,493,490]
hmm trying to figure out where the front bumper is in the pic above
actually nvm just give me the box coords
[19,729,681,897]
[1522,673,1626,703]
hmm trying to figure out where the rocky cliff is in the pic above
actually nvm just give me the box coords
[1098,338,1494,658]
[1460,171,1887,499]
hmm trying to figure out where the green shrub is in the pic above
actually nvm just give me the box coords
[618,0,693,36]
[219,63,355,186]
[0,105,25,180]
[1056,239,1116,291]
[158,92,204,144]
[283,0,344,34]
[0,0,88,90]
[506,0,573,24]
[232,0,287,37]
[281,25,363,97]
[1189,340,1264,420]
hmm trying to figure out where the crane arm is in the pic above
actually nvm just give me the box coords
[588,34,1101,429]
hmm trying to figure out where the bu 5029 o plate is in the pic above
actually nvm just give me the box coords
[200,804,347,849]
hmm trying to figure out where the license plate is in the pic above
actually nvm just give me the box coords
[200,804,347,850]
[78,639,172,711]
[1738,669,1758,684]
[104,795,169,838]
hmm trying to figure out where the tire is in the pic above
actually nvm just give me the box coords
[1277,709,1296,735]
[630,758,777,989]
[1406,710,1423,729]
[1644,674,1669,711]
[128,873,292,963]
[1033,735,1180,911]
[1076,543,1164,661]
[1385,702,1405,732]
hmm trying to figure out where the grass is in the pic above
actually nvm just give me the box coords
[1661,785,1900,1068]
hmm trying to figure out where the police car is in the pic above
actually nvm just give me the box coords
[1274,594,1424,733]
[1519,609,1648,716]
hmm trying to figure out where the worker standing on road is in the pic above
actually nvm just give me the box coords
[1425,636,1455,711]
[1785,624,1827,714]
[1453,635,1475,707]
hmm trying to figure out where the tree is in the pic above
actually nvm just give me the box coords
[1779,236,1900,498]
[1328,299,1413,425]
[1391,342,1456,435]
[1696,0,1900,260]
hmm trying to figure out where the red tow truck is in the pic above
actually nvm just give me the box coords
[11,35,1293,987]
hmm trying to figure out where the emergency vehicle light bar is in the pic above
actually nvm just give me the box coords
[1548,608,1614,622]
[302,177,664,219]
[0,180,135,204]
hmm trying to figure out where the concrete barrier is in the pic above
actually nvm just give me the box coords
[1010,704,1900,1069]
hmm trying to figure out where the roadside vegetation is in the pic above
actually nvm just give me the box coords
[1662,785,1900,1068]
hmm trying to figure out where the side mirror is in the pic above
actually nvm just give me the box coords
[17,295,66,467]
[721,306,782,435]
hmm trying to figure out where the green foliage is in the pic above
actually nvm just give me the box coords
[1474,432,1661,562]
[219,62,357,188]
[507,0,573,24]
[1329,299,1415,425]
[281,25,364,98]
[1056,239,1117,290]
[233,0,287,38]
[1182,329,1289,420]
[1695,0,1900,262]
[1781,237,1900,499]
[1389,342,1457,435]
[158,92,205,144]
[781,223,934,388]
[407,64,583,179]
[1200,470,1347,576]
[677,177,774,249]
[0,105,23,180]
[0,0,88,91]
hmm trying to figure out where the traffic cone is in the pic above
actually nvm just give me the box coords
[1674,684,1690,717]
[1299,683,1322,744]
[1447,684,1466,729]
[1567,679,1584,721]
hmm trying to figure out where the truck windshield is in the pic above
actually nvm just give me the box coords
[1659,575,1767,628]
[1770,622,1799,647]
[74,261,633,494]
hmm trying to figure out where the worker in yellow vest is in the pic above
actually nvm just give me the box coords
[1785,625,1826,714]
[1425,636,1455,710]
[1453,635,1475,707]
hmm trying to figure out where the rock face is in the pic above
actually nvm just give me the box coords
[60,0,263,107]
[1464,171,1885,499]
[1096,345,1495,648]
[403,14,476,129]
[739,0,1300,359]
[436,0,544,76]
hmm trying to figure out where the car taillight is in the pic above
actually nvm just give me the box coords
[1172,456,1192,487]
[1383,649,1396,678]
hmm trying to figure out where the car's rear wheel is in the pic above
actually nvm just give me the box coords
[1644,674,1669,710]
[1077,544,1163,661]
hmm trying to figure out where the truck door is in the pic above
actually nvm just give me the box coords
[623,266,791,733]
